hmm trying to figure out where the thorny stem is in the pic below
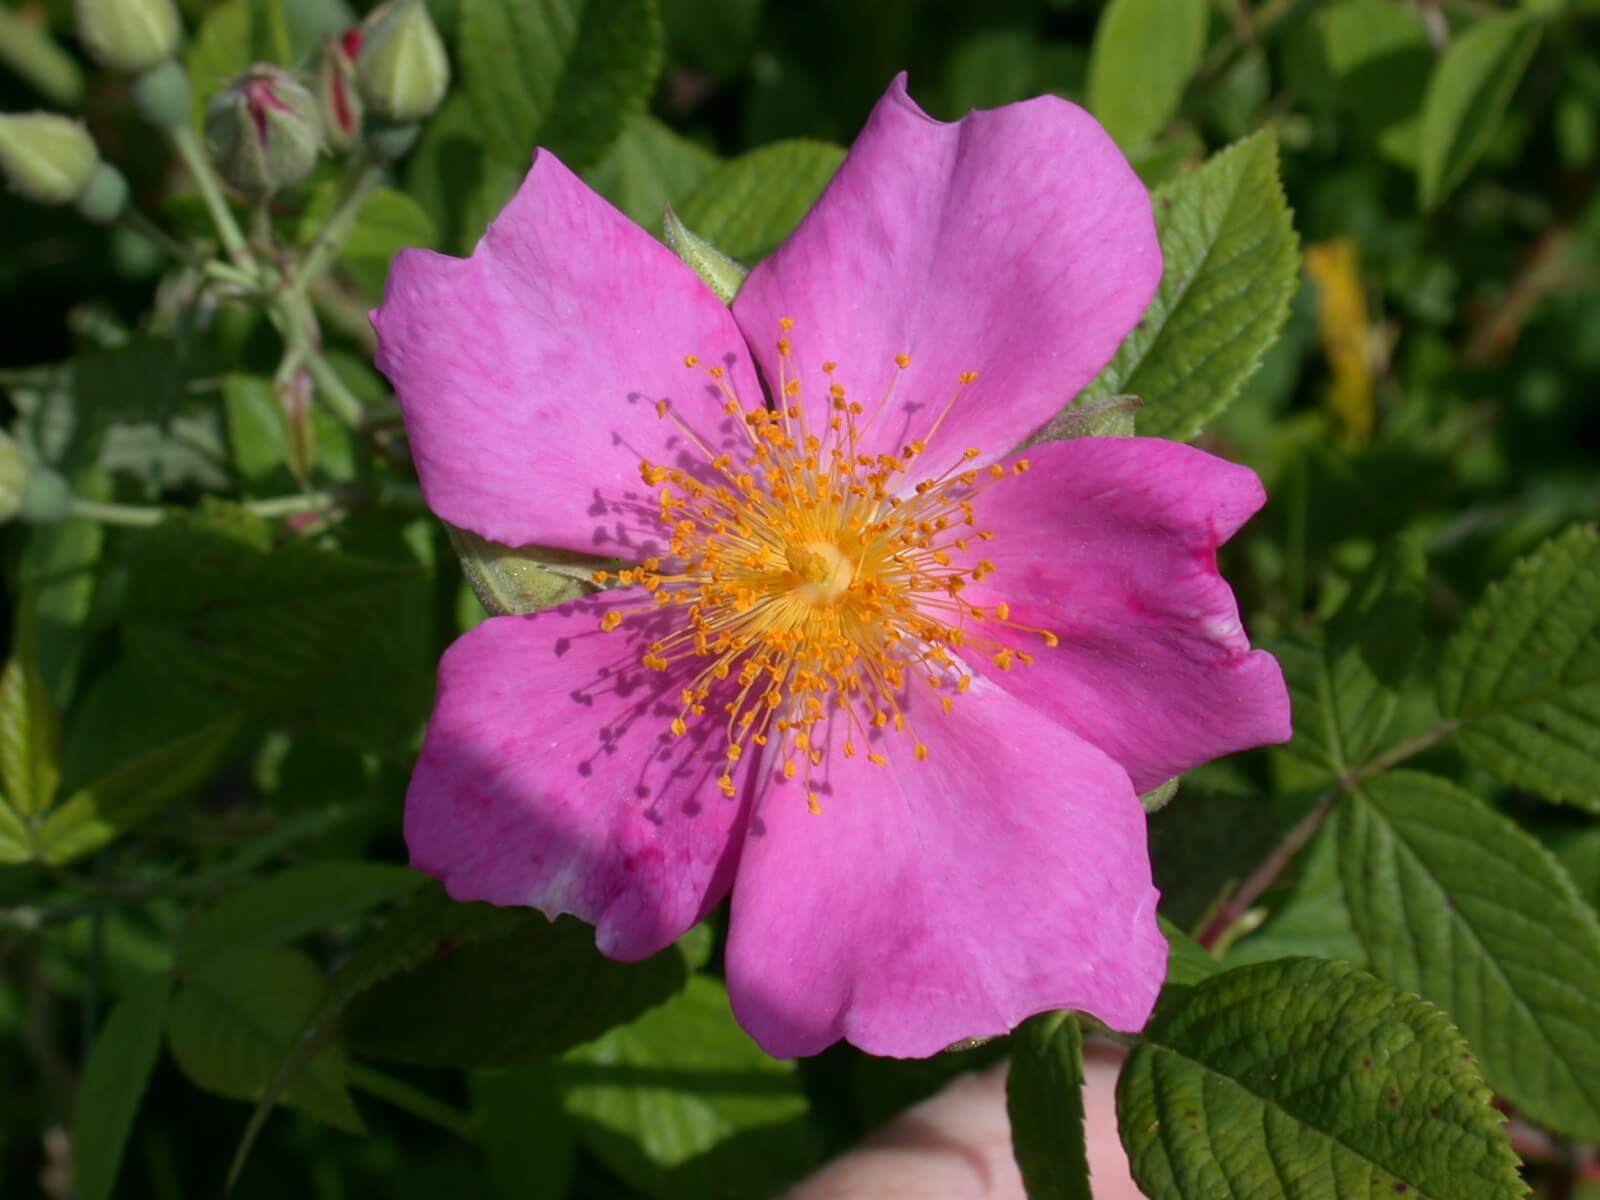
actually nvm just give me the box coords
[169,123,252,268]
[1195,718,1462,950]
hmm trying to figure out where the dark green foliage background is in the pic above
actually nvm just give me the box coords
[2,0,1598,1197]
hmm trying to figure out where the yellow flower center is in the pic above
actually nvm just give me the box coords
[593,319,1058,813]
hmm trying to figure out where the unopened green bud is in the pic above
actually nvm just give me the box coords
[356,0,450,124]
[130,59,191,130]
[0,432,27,524]
[0,113,98,206]
[204,66,322,196]
[314,30,364,154]
[75,161,128,223]
[75,0,182,74]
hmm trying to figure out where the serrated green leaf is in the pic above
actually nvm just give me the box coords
[1419,13,1543,209]
[1087,0,1208,150]
[122,504,433,755]
[1553,828,1600,915]
[1271,632,1397,789]
[1007,1011,1091,1200]
[557,976,814,1200]
[326,884,538,1015]
[36,718,239,866]
[224,883,542,1184]
[1160,916,1220,988]
[19,508,103,704]
[674,140,844,263]
[1341,770,1600,1142]
[72,973,171,1200]
[0,799,32,863]
[1077,132,1299,441]
[1227,810,1366,968]
[1271,535,1425,789]
[1330,532,1429,691]
[295,184,437,298]
[180,862,424,967]
[1118,958,1524,1200]
[168,946,362,1131]
[343,915,686,1067]
[1437,524,1600,809]
[461,0,665,172]
[583,113,721,232]
[473,1066,578,1200]
[0,608,61,817]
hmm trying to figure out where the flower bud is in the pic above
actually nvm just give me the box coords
[314,30,364,155]
[75,161,129,223]
[75,0,182,74]
[130,59,191,130]
[204,66,322,196]
[355,0,450,124]
[0,113,98,206]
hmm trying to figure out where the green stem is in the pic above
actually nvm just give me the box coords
[205,260,262,291]
[310,276,380,354]
[1196,717,1464,949]
[346,1065,477,1139]
[120,207,198,265]
[270,292,366,427]
[66,492,338,527]
[301,345,365,426]
[169,123,252,268]
[293,158,386,295]
[1345,720,1461,787]
[250,198,275,254]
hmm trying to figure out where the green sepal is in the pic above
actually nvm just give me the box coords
[663,207,749,305]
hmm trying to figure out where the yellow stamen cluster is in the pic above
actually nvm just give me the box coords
[595,321,1058,812]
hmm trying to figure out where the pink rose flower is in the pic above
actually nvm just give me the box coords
[372,75,1291,1059]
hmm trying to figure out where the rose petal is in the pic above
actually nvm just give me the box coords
[373,150,761,556]
[725,672,1164,1058]
[406,593,752,960]
[965,437,1291,793]
[731,74,1161,481]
